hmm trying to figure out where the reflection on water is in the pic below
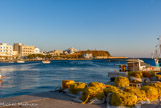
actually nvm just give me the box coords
[0,60,125,98]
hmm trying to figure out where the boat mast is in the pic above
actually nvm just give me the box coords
[151,53,154,59]
[157,36,161,59]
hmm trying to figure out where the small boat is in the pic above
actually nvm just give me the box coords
[8,61,14,63]
[16,60,25,63]
[42,60,51,64]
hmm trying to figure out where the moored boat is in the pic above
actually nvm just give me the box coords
[16,60,25,63]
[8,61,14,63]
[42,60,51,64]
[108,59,160,81]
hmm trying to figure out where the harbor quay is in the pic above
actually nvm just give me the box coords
[0,91,105,108]
[0,91,160,108]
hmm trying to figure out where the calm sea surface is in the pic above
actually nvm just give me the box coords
[0,59,154,98]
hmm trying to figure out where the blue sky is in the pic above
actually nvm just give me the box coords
[0,0,161,57]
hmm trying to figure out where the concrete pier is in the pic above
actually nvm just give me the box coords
[0,91,105,108]
[0,91,160,108]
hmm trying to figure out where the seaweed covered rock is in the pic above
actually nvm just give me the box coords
[104,85,120,96]
[124,87,147,102]
[150,82,161,97]
[110,91,137,106]
[141,86,159,101]
[128,71,143,78]
[81,87,104,104]
[69,82,86,94]
[62,80,75,90]
[88,82,106,89]
[114,76,129,88]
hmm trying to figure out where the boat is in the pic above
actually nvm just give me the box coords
[8,61,14,63]
[154,36,161,67]
[16,60,25,63]
[42,57,51,64]
[42,60,51,64]
[108,59,160,81]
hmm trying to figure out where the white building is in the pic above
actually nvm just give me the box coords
[82,53,93,59]
[0,43,13,57]
[66,48,77,54]
[34,48,40,54]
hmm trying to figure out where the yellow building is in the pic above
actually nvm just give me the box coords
[13,43,35,57]
[20,45,35,56]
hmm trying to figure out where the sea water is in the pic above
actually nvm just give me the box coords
[0,59,154,98]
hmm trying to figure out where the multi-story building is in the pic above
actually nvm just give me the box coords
[13,43,24,52]
[0,43,13,60]
[0,43,13,56]
[13,43,36,57]
[20,45,35,56]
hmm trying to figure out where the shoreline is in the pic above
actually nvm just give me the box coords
[0,57,129,63]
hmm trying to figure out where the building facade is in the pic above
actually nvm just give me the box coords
[12,50,18,56]
[82,53,93,59]
[49,50,63,56]
[66,48,77,54]
[34,48,40,54]
[0,43,13,60]
[20,45,35,56]
[0,43,13,56]
[13,43,36,57]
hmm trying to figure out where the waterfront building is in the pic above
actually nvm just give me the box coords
[13,43,24,52]
[82,53,93,59]
[0,43,13,60]
[12,50,18,59]
[49,50,63,56]
[66,48,77,54]
[34,48,40,54]
[13,43,37,57]
[20,45,35,57]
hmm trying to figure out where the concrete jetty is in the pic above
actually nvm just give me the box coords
[0,91,105,108]
[0,91,160,108]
